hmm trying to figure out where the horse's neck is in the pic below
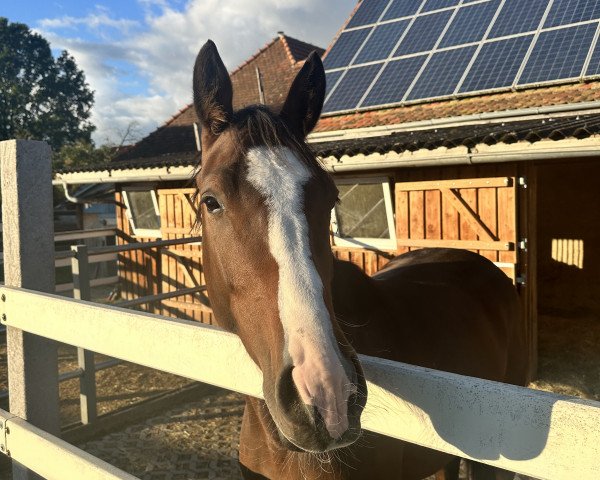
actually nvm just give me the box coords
[331,258,378,318]
[331,258,396,356]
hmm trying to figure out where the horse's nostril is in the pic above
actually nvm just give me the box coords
[276,365,300,415]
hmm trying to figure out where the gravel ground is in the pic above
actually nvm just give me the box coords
[0,342,194,425]
[79,390,245,480]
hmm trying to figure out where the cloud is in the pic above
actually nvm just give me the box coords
[37,0,351,145]
[39,11,139,34]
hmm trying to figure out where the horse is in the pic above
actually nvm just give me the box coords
[191,40,530,480]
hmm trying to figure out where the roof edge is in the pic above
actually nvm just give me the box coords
[54,134,600,184]
[310,100,600,143]
[322,136,600,172]
[53,165,196,185]
[278,32,298,66]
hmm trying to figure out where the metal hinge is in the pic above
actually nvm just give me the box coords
[0,416,10,457]
[518,177,528,189]
[518,238,528,251]
[516,275,526,286]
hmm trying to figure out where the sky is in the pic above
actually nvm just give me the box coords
[2,0,352,145]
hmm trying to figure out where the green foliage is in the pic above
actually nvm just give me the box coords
[0,17,95,151]
[52,139,117,171]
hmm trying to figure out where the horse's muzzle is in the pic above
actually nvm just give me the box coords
[271,355,367,452]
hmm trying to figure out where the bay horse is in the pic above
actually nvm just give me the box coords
[192,40,530,480]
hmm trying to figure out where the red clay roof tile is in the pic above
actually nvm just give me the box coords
[314,82,600,132]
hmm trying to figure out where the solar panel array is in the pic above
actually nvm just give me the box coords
[322,0,600,114]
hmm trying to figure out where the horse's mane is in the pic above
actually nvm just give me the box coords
[231,105,327,178]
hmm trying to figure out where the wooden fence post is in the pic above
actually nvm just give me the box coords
[71,244,98,425]
[0,140,60,480]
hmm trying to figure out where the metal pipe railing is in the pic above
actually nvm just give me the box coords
[2,234,207,426]
[115,285,207,308]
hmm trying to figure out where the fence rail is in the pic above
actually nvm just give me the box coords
[0,408,136,480]
[1,285,599,480]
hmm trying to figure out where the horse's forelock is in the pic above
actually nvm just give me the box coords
[231,106,326,178]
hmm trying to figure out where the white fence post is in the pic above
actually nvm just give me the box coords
[71,244,98,424]
[0,140,60,479]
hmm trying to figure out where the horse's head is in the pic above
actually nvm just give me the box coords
[192,41,366,453]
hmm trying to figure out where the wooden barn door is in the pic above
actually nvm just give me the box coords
[395,176,519,282]
[157,188,213,324]
[394,171,537,374]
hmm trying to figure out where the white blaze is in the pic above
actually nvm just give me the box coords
[246,146,355,439]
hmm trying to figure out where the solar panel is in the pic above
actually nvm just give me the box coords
[382,0,422,21]
[407,46,477,100]
[421,0,460,13]
[518,23,597,85]
[346,0,390,28]
[489,0,549,38]
[323,29,371,70]
[439,0,500,48]
[544,0,600,28]
[394,10,453,56]
[460,36,534,93]
[362,55,428,107]
[324,65,382,112]
[355,21,410,64]
[325,70,343,97]
[321,0,600,114]
[585,39,600,76]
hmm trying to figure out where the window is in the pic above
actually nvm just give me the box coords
[331,177,396,250]
[122,189,161,238]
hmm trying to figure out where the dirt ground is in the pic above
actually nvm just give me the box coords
[0,342,193,425]
[530,312,600,401]
[79,390,245,480]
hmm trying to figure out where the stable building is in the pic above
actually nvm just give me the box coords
[55,1,600,374]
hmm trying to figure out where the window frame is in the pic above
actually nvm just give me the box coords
[122,188,162,238]
[330,176,397,251]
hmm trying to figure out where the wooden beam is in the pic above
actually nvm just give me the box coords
[178,193,198,218]
[395,177,512,191]
[440,188,497,241]
[0,408,137,480]
[160,249,211,308]
[157,188,196,195]
[396,239,513,251]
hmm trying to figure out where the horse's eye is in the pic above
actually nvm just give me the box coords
[201,195,222,213]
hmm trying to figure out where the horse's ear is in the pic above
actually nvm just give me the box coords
[193,40,233,143]
[280,51,325,138]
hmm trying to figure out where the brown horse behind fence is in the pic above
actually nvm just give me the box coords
[192,40,530,480]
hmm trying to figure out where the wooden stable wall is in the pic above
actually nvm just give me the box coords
[116,184,213,324]
[116,161,537,369]
[158,187,213,324]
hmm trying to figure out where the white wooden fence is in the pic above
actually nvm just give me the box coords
[1,140,599,480]
[1,208,205,427]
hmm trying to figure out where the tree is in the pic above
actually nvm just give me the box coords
[52,140,117,170]
[0,17,95,151]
